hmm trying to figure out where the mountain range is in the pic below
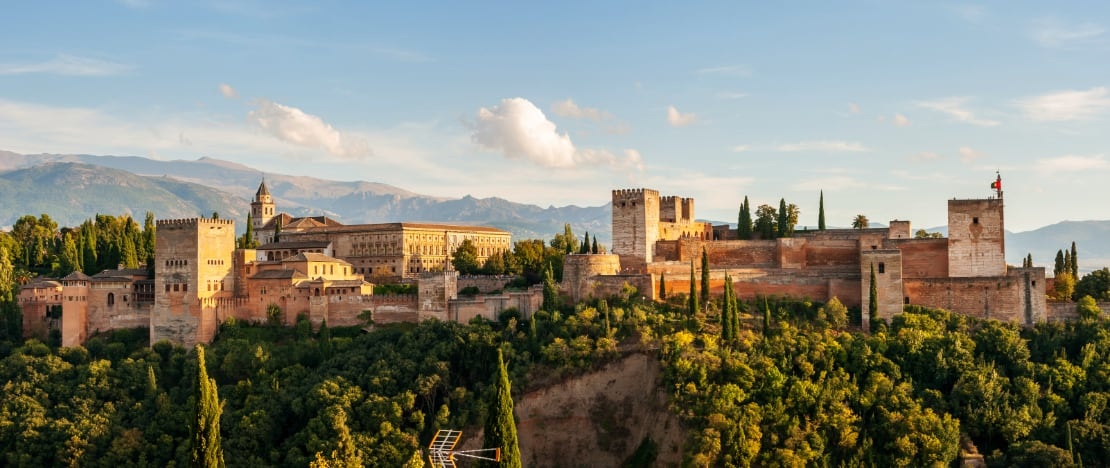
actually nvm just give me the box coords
[2,150,1107,274]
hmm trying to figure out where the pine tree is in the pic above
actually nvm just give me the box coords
[737,196,753,240]
[869,263,878,324]
[688,258,699,319]
[818,190,826,230]
[483,348,521,468]
[1071,241,1079,278]
[191,344,225,468]
[700,247,710,310]
[658,273,667,300]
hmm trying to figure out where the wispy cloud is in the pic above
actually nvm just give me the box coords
[715,92,748,100]
[917,97,1000,127]
[696,65,751,77]
[790,175,904,192]
[550,99,609,121]
[218,83,239,99]
[0,54,132,76]
[247,99,370,158]
[892,114,911,127]
[776,141,869,152]
[909,151,941,162]
[1031,19,1105,47]
[666,105,697,127]
[959,146,985,163]
[1016,87,1110,121]
[470,97,642,171]
[1035,154,1110,173]
[731,145,751,153]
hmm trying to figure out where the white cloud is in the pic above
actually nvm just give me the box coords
[775,141,869,152]
[470,97,642,171]
[731,145,751,153]
[550,99,608,121]
[892,114,911,127]
[790,175,905,192]
[959,146,985,163]
[848,102,861,114]
[247,99,369,158]
[1032,20,1105,47]
[1016,87,1110,121]
[0,54,132,76]
[909,151,941,162]
[219,83,239,99]
[666,105,697,127]
[917,97,1000,126]
[1035,154,1110,173]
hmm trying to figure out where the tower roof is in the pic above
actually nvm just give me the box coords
[255,179,271,198]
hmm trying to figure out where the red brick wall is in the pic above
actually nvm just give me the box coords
[887,239,948,278]
[904,275,1031,324]
[804,240,859,268]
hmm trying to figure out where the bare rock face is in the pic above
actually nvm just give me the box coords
[512,353,685,467]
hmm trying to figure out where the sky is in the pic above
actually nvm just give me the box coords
[1,1,1109,232]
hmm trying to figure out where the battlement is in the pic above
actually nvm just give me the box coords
[157,218,235,227]
[612,188,659,200]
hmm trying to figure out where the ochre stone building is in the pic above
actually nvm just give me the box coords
[565,186,1048,328]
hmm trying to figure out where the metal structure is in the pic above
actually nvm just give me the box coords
[427,429,501,467]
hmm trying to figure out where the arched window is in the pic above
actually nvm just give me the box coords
[107,293,115,306]
[314,288,321,296]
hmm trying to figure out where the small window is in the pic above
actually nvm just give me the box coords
[173,284,179,292]
[107,292,115,306]
[973,217,979,224]
[878,262,886,274]
[871,245,877,250]
[904,297,910,305]
[1032,281,1037,287]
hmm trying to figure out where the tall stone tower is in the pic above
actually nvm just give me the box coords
[151,218,236,346]
[611,188,660,271]
[947,198,1005,277]
[251,179,276,244]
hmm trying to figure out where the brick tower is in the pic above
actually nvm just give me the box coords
[151,218,236,346]
[611,188,660,271]
[947,197,1005,277]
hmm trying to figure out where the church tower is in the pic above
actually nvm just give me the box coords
[251,179,276,244]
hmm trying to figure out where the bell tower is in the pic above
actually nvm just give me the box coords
[251,179,276,243]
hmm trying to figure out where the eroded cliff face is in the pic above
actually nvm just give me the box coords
[461,353,685,467]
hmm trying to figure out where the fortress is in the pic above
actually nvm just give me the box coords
[564,184,1049,328]
[20,181,539,347]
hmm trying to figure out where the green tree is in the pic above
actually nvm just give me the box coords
[1064,250,1072,278]
[451,239,481,275]
[142,211,156,261]
[1054,272,1076,301]
[869,263,878,322]
[658,272,667,300]
[191,344,225,468]
[238,213,259,249]
[580,232,590,255]
[822,296,848,329]
[1071,241,1079,278]
[852,214,870,230]
[754,204,777,239]
[309,407,363,468]
[688,258,699,319]
[818,190,826,230]
[1077,295,1101,321]
[1055,250,1065,276]
[483,348,521,468]
[552,223,578,255]
[737,196,753,240]
[915,229,943,239]
[700,247,710,309]
[777,198,789,238]
[1074,267,1110,301]
[542,264,560,311]
[592,237,599,254]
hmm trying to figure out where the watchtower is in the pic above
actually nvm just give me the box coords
[611,189,660,271]
[947,198,1005,277]
[151,218,236,346]
[251,179,276,244]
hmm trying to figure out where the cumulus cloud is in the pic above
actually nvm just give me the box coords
[1016,87,1110,121]
[247,99,369,158]
[892,114,911,127]
[218,83,238,99]
[1032,20,1105,47]
[959,146,985,163]
[1035,154,1110,173]
[0,54,132,76]
[775,141,869,152]
[917,97,1000,127]
[471,97,642,171]
[666,105,697,127]
[550,99,608,121]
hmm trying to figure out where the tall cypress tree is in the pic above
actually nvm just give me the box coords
[869,263,878,325]
[1071,241,1079,278]
[688,258,698,318]
[700,247,710,310]
[659,272,667,300]
[818,190,826,230]
[1064,250,1073,278]
[542,265,559,311]
[777,198,789,238]
[738,197,753,240]
[483,348,521,468]
[592,237,599,254]
[721,273,734,342]
[580,232,590,254]
[1055,250,1065,276]
[762,297,772,335]
[191,344,225,468]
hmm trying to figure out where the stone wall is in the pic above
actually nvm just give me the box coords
[448,285,543,322]
[562,254,621,303]
[457,275,515,293]
[861,250,904,326]
[886,238,948,278]
[611,189,659,270]
[948,198,1006,277]
[903,267,1046,325]
[152,218,235,346]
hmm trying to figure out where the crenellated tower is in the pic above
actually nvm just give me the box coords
[151,218,236,346]
[611,188,660,271]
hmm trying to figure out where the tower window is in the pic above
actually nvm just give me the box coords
[878,262,886,274]
[973,217,979,224]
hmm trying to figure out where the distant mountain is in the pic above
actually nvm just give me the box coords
[0,151,611,243]
[1007,221,1110,275]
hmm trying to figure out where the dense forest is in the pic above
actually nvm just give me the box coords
[2,217,1110,466]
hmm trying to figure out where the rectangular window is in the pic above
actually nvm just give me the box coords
[973,217,979,224]
[878,262,886,274]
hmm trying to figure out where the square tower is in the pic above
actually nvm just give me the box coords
[611,189,660,271]
[151,218,236,346]
[861,250,904,329]
[947,199,1005,277]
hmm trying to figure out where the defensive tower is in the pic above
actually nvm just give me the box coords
[947,197,1005,277]
[151,218,235,346]
[611,189,660,270]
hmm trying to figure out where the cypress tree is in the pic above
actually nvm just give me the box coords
[580,232,590,254]
[483,348,521,468]
[721,273,734,342]
[1072,241,1079,278]
[563,224,575,254]
[1064,250,1073,278]
[318,318,333,359]
[869,263,878,324]
[762,297,771,335]
[191,344,225,468]
[699,247,710,310]
[659,273,667,300]
[1055,250,1065,276]
[688,258,698,318]
[592,237,599,254]
[542,265,559,311]
[738,196,753,240]
[818,190,826,230]
[142,212,156,260]
[777,198,789,238]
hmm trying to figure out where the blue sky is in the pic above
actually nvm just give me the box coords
[2,1,1109,232]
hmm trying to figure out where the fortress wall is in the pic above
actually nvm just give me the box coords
[778,238,808,269]
[829,278,862,308]
[585,274,654,302]
[368,294,421,324]
[861,250,904,326]
[904,272,1039,324]
[449,286,543,322]
[676,239,777,266]
[886,238,949,278]
[797,228,889,241]
[655,241,680,262]
[458,275,515,293]
[664,269,848,303]
[562,254,622,303]
[948,198,1006,277]
[804,239,860,268]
